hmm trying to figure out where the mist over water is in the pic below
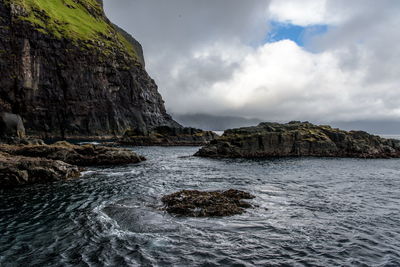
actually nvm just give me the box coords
[1,146,400,266]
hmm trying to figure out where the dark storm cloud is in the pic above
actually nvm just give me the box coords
[104,0,270,52]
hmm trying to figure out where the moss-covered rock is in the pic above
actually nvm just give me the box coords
[195,121,400,158]
[7,0,139,59]
[161,189,255,217]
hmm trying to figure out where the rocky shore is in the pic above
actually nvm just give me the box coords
[0,139,145,188]
[195,121,400,158]
[0,141,145,166]
[120,126,218,146]
[161,189,255,217]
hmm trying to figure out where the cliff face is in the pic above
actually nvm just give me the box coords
[195,121,400,158]
[0,0,179,138]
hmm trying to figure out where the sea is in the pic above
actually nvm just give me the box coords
[1,136,400,266]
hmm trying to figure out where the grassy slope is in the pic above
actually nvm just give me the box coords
[10,0,138,60]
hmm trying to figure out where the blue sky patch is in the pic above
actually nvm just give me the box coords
[266,21,328,47]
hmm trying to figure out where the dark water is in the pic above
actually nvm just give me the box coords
[1,146,400,266]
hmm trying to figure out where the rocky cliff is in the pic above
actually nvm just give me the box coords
[0,0,179,138]
[195,121,400,158]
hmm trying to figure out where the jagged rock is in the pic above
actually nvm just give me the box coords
[120,125,218,146]
[195,121,400,158]
[0,141,145,166]
[0,0,180,139]
[0,152,80,188]
[161,189,255,217]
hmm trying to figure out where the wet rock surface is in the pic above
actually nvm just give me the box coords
[0,152,80,188]
[161,189,255,217]
[0,137,145,188]
[120,126,218,146]
[195,121,400,159]
[0,141,145,166]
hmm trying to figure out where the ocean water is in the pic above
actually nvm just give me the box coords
[1,146,400,266]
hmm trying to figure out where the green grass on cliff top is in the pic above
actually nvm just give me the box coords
[11,0,138,59]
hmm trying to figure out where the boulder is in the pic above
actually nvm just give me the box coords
[0,152,80,188]
[0,112,25,138]
[195,121,400,158]
[161,189,255,217]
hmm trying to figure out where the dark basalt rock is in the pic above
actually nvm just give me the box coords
[0,141,145,166]
[120,125,218,146]
[0,111,144,188]
[195,121,400,158]
[0,0,180,139]
[0,152,80,188]
[161,189,255,217]
[0,112,25,138]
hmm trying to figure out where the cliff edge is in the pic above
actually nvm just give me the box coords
[0,0,179,138]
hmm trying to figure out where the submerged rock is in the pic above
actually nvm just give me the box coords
[0,152,80,188]
[195,121,400,158]
[161,189,255,217]
[120,125,218,146]
[0,141,145,166]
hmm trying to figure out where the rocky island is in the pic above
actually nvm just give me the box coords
[162,189,255,217]
[195,121,400,158]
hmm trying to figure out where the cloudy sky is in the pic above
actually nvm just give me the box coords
[104,0,400,125]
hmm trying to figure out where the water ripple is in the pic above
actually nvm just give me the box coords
[1,146,400,266]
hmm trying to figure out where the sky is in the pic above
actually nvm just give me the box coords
[104,0,400,126]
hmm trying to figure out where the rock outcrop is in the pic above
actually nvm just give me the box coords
[195,121,400,158]
[0,141,145,166]
[161,189,255,217]
[120,125,218,146]
[0,152,80,188]
[0,0,179,139]
[0,140,146,188]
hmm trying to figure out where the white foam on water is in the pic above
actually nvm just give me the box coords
[81,170,96,176]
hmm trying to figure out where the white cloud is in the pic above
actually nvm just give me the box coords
[268,0,384,26]
[104,0,400,124]
[163,40,381,122]
[269,0,333,26]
